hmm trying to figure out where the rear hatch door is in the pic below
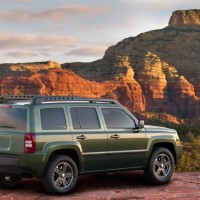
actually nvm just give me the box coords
[0,104,28,154]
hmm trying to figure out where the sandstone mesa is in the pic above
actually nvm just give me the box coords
[0,9,200,123]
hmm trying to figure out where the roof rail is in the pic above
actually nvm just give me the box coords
[0,95,119,105]
[32,96,119,105]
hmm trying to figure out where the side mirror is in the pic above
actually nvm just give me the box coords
[138,120,144,129]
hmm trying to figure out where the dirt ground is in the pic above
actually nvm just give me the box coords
[0,172,199,200]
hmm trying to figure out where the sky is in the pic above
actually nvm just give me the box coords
[0,0,199,64]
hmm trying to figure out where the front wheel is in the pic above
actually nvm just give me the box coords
[0,175,21,188]
[42,155,78,194]
[145,148,174,184]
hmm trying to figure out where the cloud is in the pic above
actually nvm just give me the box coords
[40,52,52,57]
[66,46,106,57]
[4,0,32,2]
[4,51,38,58]
[119,0,200,10]
[0,30,78,50]
[0,5,106,22]
[19,0,32,1]
[119,0,176,5]
[4,50,52,59]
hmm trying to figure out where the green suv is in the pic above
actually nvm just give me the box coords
[0,96,182,194]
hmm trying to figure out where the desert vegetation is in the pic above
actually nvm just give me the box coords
[176,133,200,172]
[144,115,200,172]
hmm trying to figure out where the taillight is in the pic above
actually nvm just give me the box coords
[24,133,36,153]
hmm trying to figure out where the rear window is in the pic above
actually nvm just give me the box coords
[0,107,27,131]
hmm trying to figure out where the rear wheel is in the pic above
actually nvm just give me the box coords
[0,175,21,188]
[145,148,174,184]
[42,155,78,194]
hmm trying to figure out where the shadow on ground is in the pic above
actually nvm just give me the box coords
[17,171,149,193]
[0,172,199,200]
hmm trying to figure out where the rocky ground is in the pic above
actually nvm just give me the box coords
[0,172,199,200]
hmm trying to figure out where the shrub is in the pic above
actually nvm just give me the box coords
[176,133,200,172]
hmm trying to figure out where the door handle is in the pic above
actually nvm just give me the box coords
[110,134,120,139]
[76,135,87,140]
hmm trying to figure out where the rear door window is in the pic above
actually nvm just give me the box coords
[40,108,67,130]
[0,107,27,131]
[70,107,100,129]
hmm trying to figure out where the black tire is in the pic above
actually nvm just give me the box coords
[42,155,78,195]
[0,175,21,188]
[145,148,174,184]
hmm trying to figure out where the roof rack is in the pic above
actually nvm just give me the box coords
[0,95,119,105]
[32,96,119,105]
[0,95,39,103]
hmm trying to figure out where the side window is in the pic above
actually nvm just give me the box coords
[40,108,67,130]
[70,108,81,129]
[70,107,100,129]
[101,108,135,129]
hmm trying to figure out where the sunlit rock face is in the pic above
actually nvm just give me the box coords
[169,9,200,29]
[0,9,200,122]
[0,62,145,112]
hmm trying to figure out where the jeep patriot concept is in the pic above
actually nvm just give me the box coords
[0,96,183,194]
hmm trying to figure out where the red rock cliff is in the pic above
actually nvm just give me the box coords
[1,10,200,123]
[0,63,145,112]
[169,9,200,28]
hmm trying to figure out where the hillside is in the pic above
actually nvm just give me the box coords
[63,9,200,122]
[0,61,145,111]
[0,9,200,123]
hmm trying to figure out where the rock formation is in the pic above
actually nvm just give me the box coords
[169,9,200,29]
[0,62,145,111]
[62,9,200,122]
[0,9,200,123]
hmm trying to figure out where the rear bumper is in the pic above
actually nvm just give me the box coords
[0,153,45,177]
[0,154,21,175]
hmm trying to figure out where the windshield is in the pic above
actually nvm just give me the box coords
[0,107,27,131]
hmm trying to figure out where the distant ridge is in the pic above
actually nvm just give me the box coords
[0,9,200,123]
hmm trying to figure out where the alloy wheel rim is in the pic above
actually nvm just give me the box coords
[52,162,73,189]
[154,153,171,178]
